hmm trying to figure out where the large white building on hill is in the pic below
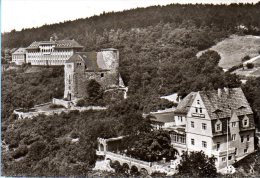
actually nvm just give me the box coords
[12,37,83,66]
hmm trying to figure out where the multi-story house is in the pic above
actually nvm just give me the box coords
[26,37,83,65]
[11,48,26,65]
[169,87,255,169]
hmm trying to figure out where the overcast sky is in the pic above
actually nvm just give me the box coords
[1,0,259,33]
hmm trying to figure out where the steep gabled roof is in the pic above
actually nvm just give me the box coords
[149,112,176,123]
[199,88,253,120]
[174,92,197,114]
[27,39,83,49]
[66,52,110,71]
[12,48,26,55]
[10,48,18,54]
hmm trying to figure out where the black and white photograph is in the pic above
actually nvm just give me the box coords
[1,0,260,177]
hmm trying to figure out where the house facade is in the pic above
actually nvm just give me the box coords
[167,88,255,169]
[25,37,83,65]
[64,48,124,100]
[187,88,255,169]
[12,48,26,65]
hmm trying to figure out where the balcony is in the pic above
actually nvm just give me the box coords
[212,147,236,157]
[171,142,187,150]
[191,113,205,118]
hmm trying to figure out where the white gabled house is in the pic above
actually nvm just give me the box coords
[166,87,255,169]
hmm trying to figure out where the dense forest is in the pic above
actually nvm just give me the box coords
[2,3,260,96]
[2,2,260,177]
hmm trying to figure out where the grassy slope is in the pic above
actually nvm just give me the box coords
[197,35,260,69]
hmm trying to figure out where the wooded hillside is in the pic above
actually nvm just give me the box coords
[2,3,260,97]
[2,3,260,176]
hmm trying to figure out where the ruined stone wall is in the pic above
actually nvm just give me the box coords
[96,50,119,88]
[85,70,119,90]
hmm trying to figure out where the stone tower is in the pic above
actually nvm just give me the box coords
[64,49,122,101]
[64,54,86,100]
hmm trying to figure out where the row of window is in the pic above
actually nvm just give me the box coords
[190,118,250,132]
[171,134,186,144]
[191,135,250,150]
[222,155,233,162]
[231,134,250,142]
[28,50,72,53]
[195,107,203,113]
[27,55,71,59]
[221,148,248,162]
[29,60,66,63]
[190,121,207,130]
[177,116,183,122]
[12,55,25,59]
[40,48,54,52]
[190,139,207,148]
[12,59,25,62]
[215,119,249,132]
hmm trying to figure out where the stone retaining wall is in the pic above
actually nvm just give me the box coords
[52,98,71,108]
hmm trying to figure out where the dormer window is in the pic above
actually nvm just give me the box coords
[215,120,222,132]
[243,119,248,127]
[101,73,104,78]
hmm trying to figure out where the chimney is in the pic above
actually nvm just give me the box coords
[50,37,53,42]
[218,88,222,98]
[224,87,229,95]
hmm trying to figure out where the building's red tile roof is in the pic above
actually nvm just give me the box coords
[199,87,253,120]
[27,39,83,49]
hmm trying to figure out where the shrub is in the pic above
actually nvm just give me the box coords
[12,145,28,159]
[9,141,19,149]
[246,63,254,69]
[28,141,46,161]
[178,151,217,177]
[70,131,79,139]
[69,110,80,115]
[228,63,243,73]
[86,79,103,100]
[242,55,250,62]
[49,104,64,109]
[76,99,85,107]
